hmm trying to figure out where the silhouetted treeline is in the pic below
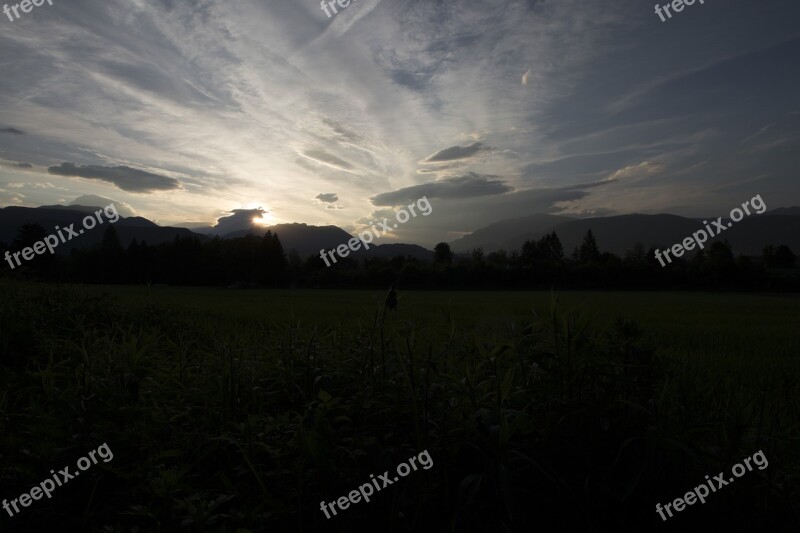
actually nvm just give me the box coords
[1,224,287,286]
[1,225,798,290]
[309,231,798,291]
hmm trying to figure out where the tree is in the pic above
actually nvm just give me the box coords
[624,243,647,265]
[98,225,125,282]
[12,223,48,251]
[762,245,776,267]
[100,224,123,253]
[486,250,508,268]
[774,245,797,268]
[433,242,453,265]
[707,240,735,267]
[703,241,736,284]
[578,230,601,264]
[262,231,288,284]
[0,240,8,271]
[761,244,795,269]
[11,224,56,275]
[520,239,539,267]
[538,232,564,264]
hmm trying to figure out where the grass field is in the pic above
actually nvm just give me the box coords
[1,281,798,532]
[109,285,800,359]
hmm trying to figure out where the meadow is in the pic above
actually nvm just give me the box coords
[1,281,798,531]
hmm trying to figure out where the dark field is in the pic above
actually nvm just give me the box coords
[1,281,798,531]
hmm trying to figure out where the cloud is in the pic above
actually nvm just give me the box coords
[0,0,796,235]
[0,159,33,169]
[212,208,266,235]
[605,161,663,182]
[6,182,69,193]
[552,206,617,217]
[300,150,355,171]
[47,163,180,193]
[522,68,532,85]
[355,208,399,226]
[740,123,775,145]
[417,161,468,174]
[371,173,513,206]
[70,195,137,217]
[0,188,25,205]
[315,193,339,203]
[34,182,66,189]
[321,118,362,143]
[424,142,490,163]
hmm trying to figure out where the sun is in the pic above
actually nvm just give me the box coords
[252,213,273,226]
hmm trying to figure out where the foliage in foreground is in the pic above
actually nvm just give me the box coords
[0,283,798,532]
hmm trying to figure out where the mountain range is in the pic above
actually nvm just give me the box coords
[0,206,201,254]
[2,203,798,260]
[0,206,433,260]
[450,211,800,256]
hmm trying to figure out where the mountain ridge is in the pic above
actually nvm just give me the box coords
[3,204,798,260]
[451,211,800,256]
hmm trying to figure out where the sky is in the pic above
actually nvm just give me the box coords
[0,0,798,247]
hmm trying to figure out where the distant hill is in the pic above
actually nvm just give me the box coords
[8,203,796,261]
[451,214,575,253]
[116,216,159,228]
[452,212,800,256]
[544,214,699,256]
[0,206,205,253]
[769,207,800,216]
[224,223,354,257]
[1,207,434,261]
[223,223,433,260]
[39,204,110,214]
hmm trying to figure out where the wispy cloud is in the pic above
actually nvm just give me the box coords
[424,142,490,163]
[0,0,796,245]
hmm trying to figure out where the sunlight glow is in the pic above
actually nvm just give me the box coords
[252,213,273,226]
